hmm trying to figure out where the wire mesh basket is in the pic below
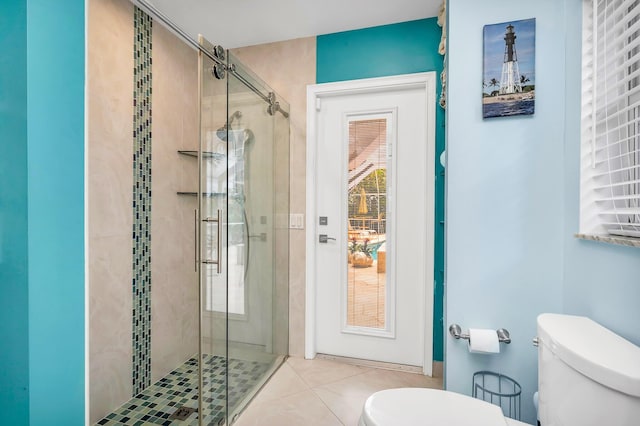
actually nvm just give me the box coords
[472,371,522,421]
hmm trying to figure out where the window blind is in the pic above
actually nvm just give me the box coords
[581,0,640,238]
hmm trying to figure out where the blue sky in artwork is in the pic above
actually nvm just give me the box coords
[483,18,535,90]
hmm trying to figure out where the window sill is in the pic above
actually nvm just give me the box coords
[574,233,640,248]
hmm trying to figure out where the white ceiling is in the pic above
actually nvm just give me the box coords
[146,0,442,49]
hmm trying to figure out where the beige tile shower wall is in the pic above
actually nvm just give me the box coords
[150,21,199,382]
[232,37,316,356]
[89,0,200,420]
[273,109,291,356]
[88,0,134,422]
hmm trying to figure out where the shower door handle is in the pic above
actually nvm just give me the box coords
[202,209,223,274]
[215,208,222,274]
[194,209,198,272]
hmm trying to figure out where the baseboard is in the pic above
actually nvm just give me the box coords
[432,361,443,378]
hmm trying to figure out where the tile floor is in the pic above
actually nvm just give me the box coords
[234,357,443,426]
[96,354,274,425]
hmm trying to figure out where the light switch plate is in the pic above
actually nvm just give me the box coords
[289,213,304,229]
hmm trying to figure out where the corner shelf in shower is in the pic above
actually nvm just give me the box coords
[178,150,225,160]
[176,191,227,197]
[176,150,243,199]
[177,150,225,198]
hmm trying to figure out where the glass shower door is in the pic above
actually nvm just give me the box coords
[225,55,289,422]
[197,37,290,425]
[198,37,229,426]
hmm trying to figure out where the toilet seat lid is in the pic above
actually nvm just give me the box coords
[361,388,508,426]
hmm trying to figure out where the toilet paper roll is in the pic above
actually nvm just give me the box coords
[468,328,500,354]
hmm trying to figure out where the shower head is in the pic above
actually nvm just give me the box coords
[216,110,241,141]
[216,126,255,145]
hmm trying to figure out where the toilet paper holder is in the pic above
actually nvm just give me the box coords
[449,324,511,344]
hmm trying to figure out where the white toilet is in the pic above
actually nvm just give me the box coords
[359,313,640,425]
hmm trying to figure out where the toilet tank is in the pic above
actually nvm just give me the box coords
[537,314,640,426]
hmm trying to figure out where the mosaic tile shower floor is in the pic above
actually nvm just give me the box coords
[96,355,273,425]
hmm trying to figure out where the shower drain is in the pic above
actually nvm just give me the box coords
[169,406,197,421]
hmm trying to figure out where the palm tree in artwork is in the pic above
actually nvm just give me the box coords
[520,74,530,85]
[487,78,500,96]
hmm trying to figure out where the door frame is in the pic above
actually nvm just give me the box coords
[305,73,436,375]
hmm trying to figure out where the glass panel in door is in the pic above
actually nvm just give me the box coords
[347,116,390,331]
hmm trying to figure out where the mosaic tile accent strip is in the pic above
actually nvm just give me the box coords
[132,6,153,396]
[95,355,273,426]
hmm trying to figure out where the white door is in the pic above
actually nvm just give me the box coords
[306,73,436,373]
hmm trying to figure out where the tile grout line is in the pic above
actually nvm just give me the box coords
[238,364,311,411]
[283,359,313,388]
[285,359,373,426]
[280,360,347,425]
[308,387,349,426]
[286,359,373,389]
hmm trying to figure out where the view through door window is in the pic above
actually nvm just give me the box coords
[347,118,388,329]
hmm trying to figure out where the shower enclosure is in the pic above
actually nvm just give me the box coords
[89,2,290,423]
[195,37,290,425]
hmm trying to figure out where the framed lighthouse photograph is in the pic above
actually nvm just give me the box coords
[482,18,536,119]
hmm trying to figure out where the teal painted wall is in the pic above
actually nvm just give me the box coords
[26,0,85,423]
[0,0,85,424]
[0,2,30,425]
[317,18,446,361]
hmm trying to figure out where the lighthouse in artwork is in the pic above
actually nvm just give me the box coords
[499,24,522,94]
